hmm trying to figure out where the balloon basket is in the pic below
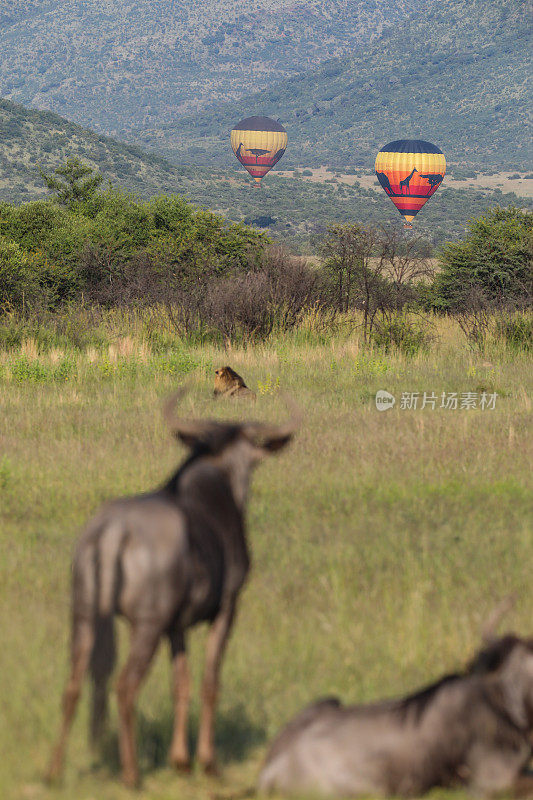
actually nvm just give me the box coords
[404,223,413,230]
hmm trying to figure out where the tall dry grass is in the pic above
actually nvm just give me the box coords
[0,311,531,799]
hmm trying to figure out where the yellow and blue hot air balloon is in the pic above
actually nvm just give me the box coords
[231,116,287,185]
[375,139,446,228]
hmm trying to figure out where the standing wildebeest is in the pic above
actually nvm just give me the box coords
[259,633,533,797]
[46,390,298,787]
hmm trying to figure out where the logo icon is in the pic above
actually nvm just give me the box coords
[375,390,396,411]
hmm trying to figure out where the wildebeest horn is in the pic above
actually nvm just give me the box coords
[164,389,301,444]
[163,388,216,440]
[482,594,516,643]
[243,394,302,443]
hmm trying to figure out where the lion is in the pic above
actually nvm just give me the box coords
[214,366,256,400]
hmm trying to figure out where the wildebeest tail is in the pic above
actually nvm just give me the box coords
[89,613,116,745]
[97,521,126,616]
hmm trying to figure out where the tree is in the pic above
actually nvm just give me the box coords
[39,158,103,207]
[319,224,379,321]
[0,239,43,311]
[319,223,431,340]
[434,207,533,311]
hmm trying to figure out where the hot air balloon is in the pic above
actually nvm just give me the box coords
[375,140,446,228]
[231,116,287,185]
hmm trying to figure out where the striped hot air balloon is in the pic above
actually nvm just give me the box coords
[231,116,287,185]
[375,140,446,228]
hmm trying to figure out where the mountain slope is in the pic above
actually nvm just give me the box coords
[0,1,53,26]
[0,0,421,140]
[152,0,531,170]
[0,97,194,202]
[0,96,528,250]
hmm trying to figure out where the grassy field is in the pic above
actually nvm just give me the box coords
[276,169,533,199]
[0,312,532,800]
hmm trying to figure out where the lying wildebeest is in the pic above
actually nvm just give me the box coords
[46,389,298,787]
[259,631,533,797]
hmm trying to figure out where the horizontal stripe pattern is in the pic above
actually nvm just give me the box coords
[375,143,446,223]
[231,128,287,183]
[397,210,417,219]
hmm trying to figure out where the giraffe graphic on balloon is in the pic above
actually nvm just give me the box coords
[376,167,443,197]
[374,140,446,226]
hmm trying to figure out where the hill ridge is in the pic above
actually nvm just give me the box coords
[143,0,531,170]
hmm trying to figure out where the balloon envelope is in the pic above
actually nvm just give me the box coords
[375,139,446,225]
[231,116,287,184]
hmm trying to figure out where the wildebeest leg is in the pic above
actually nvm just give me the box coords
[197,600,236,773]
[46,617,94,782]
[168,629,191,771]
[89,615,115,747]
[116,622,161,788]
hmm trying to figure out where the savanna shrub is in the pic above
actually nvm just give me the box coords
[495,313,533,350]
[0,239,43,310]
[0,188,267,311]
[199,248,319,341]
[434,207,532,311]
[371,315,432,355]
[9,356,50,383]
[0,200,63,251]
[0,319,25,349]
[353,353,391,376]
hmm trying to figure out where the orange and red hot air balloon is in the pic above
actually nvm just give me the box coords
[231,116,287,186]
[375,139,446,228]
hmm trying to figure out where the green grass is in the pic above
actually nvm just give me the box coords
[0,313,532,800]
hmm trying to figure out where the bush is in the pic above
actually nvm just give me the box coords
[198,248,319,341]
[0,239,43,310]
[434,207,533,311]
[495,313,533,350]
[371,315,432,355]
[9,356,50,383]
[0,200,63,250]
[0,184,268,311]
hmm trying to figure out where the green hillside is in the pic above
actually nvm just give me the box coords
[0,1,52,26]
[0,98,197,202]
[1,0,528,170]
[0,96,528,250]
[153,0,531,170]
[0,0,420,140]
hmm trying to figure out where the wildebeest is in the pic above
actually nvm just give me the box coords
[46,389,298,787]
[259,631,533,797]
